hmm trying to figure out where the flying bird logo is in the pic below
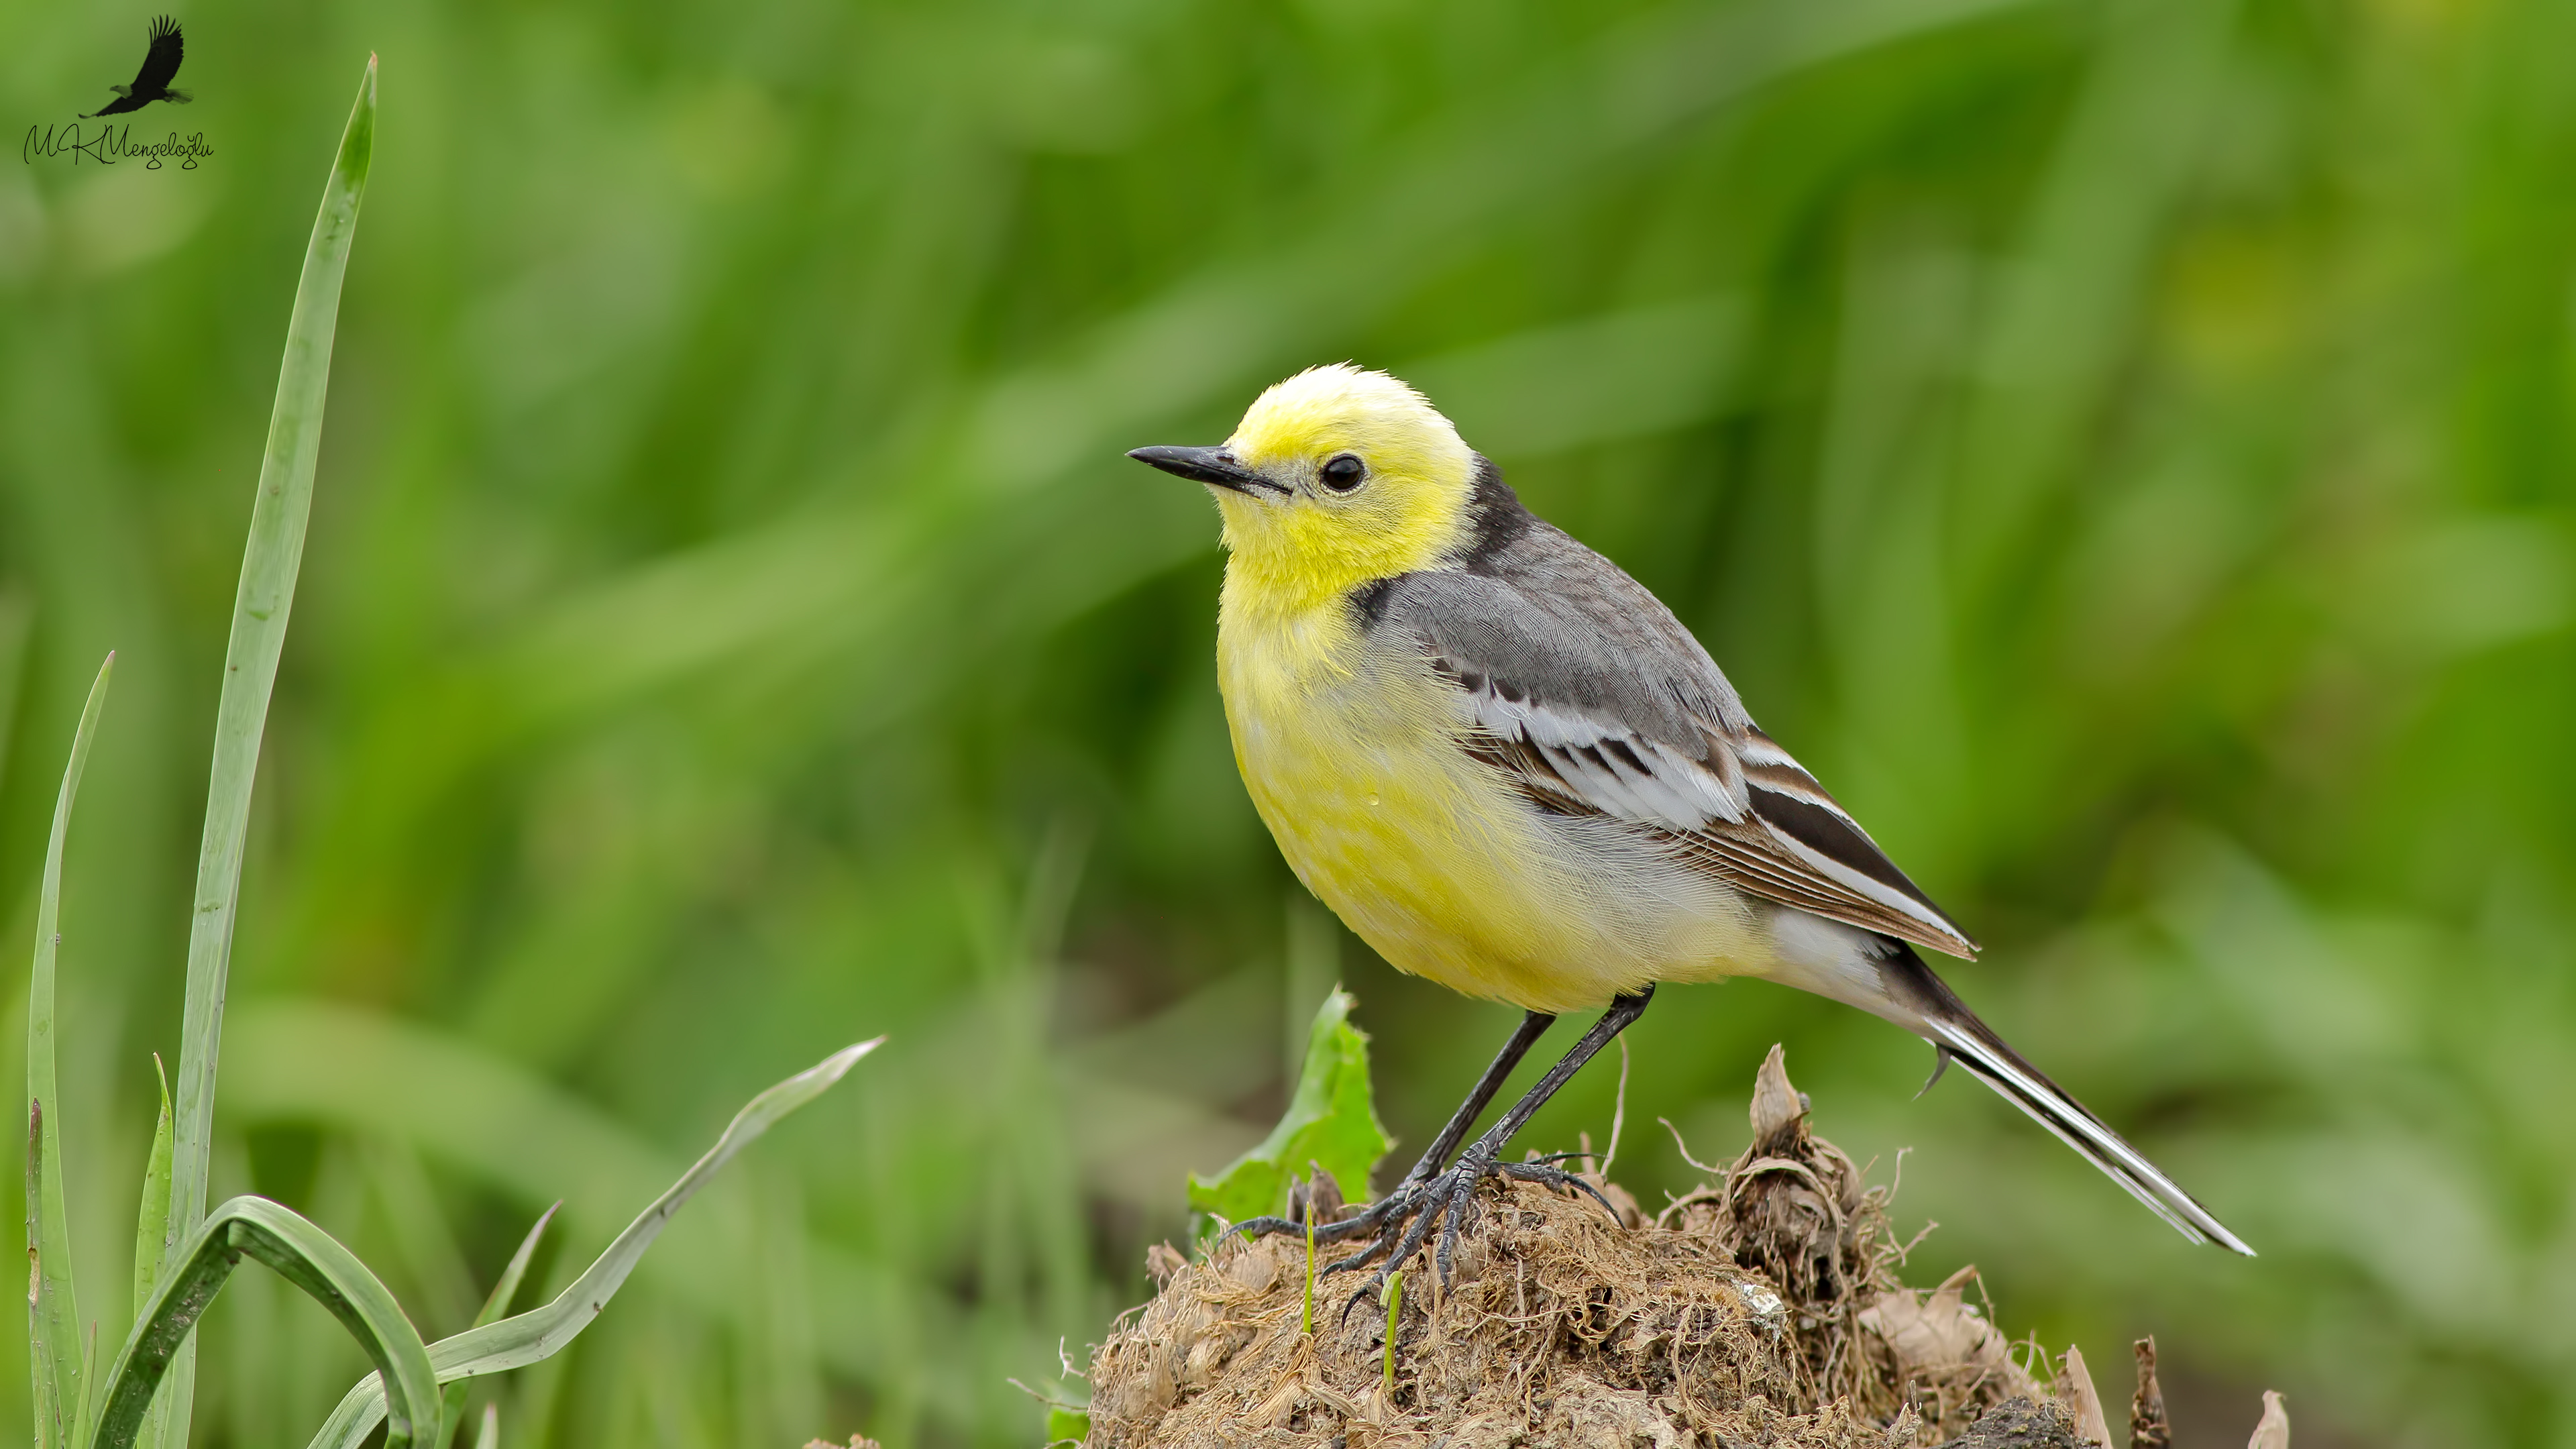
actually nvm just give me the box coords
[88,15,193,118]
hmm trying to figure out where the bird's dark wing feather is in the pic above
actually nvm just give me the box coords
[1374,538,1979,959]
[133,16,184,94]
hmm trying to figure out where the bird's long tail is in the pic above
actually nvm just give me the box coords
[1870,940,2255,1255]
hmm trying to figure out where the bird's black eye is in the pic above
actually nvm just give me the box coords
[1319,453,1366,492]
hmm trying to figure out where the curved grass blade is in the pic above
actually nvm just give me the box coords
[305,1039,881,1449]
[26,653,115,1449]
[156,54,376,1444]
[88,1196,437,1449]
[476,1203,557,1331]
[437,1204,555,1447]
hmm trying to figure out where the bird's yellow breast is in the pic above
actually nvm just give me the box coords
[1215,576,1766,1014]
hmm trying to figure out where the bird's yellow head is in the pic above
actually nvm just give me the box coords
[1130,365,1478,611]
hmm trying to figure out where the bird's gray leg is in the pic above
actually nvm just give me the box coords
[1453,986,1651,1168]
[1393,1009,1558,1188]
[1328,987,1653,1314]
[1228,1010,1554,1245]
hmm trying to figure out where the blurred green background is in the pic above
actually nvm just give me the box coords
[5,0,2573,1443]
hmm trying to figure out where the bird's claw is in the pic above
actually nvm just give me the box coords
[1289,1146,1615,1326]
[1501,1159,1620,1219]
[1224,1189,1409,1249]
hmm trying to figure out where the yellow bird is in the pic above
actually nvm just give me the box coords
[1129,364,2252,1283]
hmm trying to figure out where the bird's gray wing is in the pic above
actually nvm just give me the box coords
[1377,561,1978,959]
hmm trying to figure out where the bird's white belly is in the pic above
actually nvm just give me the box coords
[1218,616,1769,1013]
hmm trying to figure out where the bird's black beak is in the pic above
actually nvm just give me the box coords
[1126,445,1288,496]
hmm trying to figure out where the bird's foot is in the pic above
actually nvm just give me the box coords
[1224,1173,1421,1252]
[1242,1144,1614,1324]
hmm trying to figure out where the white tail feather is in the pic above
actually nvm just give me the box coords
[1760,918,2253,1254]
[1923,1018,2255,1255]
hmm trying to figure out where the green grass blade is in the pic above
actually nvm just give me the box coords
[437,1204,555,1447]
[21,1108,44,1445]
[156,54,376,1443]
[74,1321,100,1449]
[472,1203,557,1332]
[132,1056,173,1318]
[88,1196,437,1449]
[26,653,115,1449]
[120,1059,175,1449]
[1382,1271,1401,1391]
[303,1039,880,1449]
[472,1404,496,1449]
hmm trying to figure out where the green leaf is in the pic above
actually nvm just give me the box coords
[1187,988,1391,1227]
[115,1057,176,1449]
[437,1204,555,1448]
[1383,1270,1403,1389]
[471,1404,497,1449]
[88,1195,439,1449]
[26,653,114,1449]
[132,1056,173,1319]
[303,1038,881,1449]
[156,54,376,1444]
[72,1322,99,1449]
[1044,1406,1091,1445]
[473,1204,557,1332]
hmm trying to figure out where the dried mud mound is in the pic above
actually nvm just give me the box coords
[1088,1048,2102,1449]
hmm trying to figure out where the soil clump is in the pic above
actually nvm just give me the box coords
[1086,1046,2102,1448]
